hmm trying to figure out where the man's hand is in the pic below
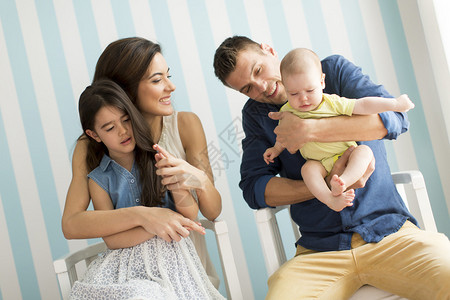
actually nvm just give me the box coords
[269,111,313,153]
[326,146,375,190]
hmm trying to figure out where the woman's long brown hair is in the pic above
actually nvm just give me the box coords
[93,37,161,106]
[78,79,164,207]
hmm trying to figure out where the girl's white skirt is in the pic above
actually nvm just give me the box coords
[70,236,225,300]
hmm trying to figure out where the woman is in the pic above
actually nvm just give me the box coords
[62,37,221,287]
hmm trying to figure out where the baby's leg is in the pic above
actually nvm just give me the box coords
[302,160,355,212]
[331,145,373,196]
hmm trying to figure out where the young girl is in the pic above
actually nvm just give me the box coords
[70,79,224,300]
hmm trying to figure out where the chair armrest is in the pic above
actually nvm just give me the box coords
[392,170,425,187]
[254,207,289,277]
[200,219,243,300]
[391,171,437,232]
[53,241,107,273]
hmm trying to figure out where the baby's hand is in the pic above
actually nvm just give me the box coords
[263,147,279,165]
[395,94,415,112]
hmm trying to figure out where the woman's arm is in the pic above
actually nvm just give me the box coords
[99,205,200,246]
[62,140,140,239]
[170,190,200,221]
[88,178,155,249]
[178,112,222,221]
[62,139,203,242]
[154,145,201,221]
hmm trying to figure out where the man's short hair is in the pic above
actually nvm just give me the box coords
[213,36,260,86]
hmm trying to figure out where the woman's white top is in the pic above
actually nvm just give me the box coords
[158,111,220,288]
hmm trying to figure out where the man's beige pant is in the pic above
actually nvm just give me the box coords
[266,221,450,300]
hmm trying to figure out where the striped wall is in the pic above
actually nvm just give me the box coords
[1,0,449,299]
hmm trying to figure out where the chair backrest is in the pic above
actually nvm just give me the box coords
[54,219,243,300]
[53,242,107,299]
[254,170,437,277]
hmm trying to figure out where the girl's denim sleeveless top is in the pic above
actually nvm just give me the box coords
[88,154,174,210]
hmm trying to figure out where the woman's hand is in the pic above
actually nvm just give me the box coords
[153,144,201,220]
[137,206,205,242]
[102,207,206,248]
[153,144,208,191]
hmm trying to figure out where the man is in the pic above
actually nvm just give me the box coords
[213,36,450,299]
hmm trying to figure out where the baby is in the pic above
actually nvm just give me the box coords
[264,48,414,211]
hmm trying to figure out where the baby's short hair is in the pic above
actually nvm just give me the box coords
[280,48,322,79]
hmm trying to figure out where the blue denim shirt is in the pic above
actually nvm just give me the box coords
[239,55,417,251]
[88,155,175,210]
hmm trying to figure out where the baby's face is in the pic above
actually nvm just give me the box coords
[283,71,325,112]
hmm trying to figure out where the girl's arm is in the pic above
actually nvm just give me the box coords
[62,139,203,242]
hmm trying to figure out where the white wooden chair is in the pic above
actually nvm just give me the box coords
[54,219,243,300]
[254,170,437,299]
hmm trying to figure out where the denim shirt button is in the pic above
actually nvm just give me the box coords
[135,198,139,203]
[131,179,135,183]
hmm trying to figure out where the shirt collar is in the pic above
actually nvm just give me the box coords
[99,154,113,172]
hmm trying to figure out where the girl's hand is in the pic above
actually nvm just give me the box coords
[153,144,208,191]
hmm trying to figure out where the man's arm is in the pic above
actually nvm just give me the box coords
[241,111,375,207]
[270,112,387,153]
[264,176,313,207]
[239,101,313,209]
[240,100,324,209]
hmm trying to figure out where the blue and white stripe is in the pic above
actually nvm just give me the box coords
[1,1,449,299]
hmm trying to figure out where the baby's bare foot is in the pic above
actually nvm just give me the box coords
[343,189,355,204]
[395,94,415,112]
[326,189,355,212]
[330,174,346,196]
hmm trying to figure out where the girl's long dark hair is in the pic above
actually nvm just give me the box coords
[78,79,164,207]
